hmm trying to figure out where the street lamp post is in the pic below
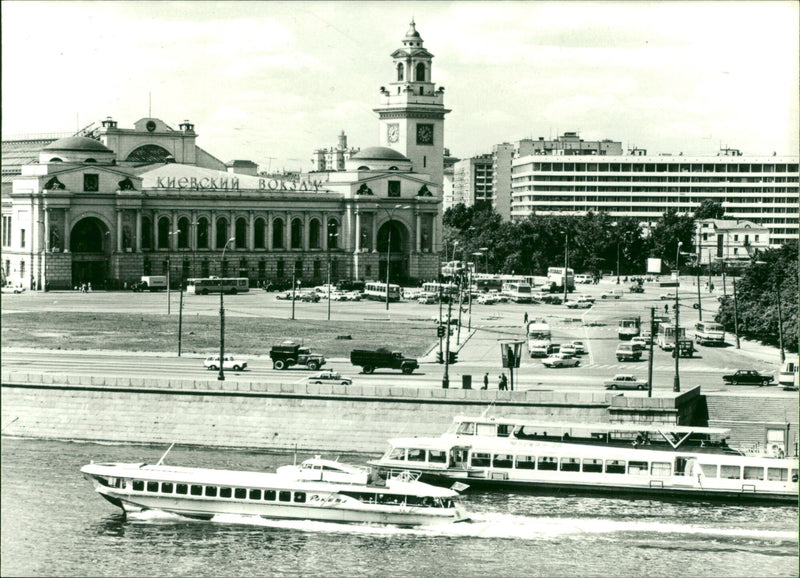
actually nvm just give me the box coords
[377,204,409,311]
[167,229,180,315]
[673,241,683,393]
[611,222,620,285]
[563,231,569,303]
[326,226,339,322]
[218,236,236,381]
[479,247,488,274]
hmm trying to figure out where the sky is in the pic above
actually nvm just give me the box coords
[2,1,798,172]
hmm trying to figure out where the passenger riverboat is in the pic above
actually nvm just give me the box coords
[369,416,798,503]
[81,454,469,526]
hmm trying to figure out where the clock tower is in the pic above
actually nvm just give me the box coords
[375,20,450,193]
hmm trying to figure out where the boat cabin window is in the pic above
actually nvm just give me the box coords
[472,453,491,467]
[191,485,202,496]
[497,424,514,437]
[407,449,425,462]
[792,469,798,483]
[294,492,306,503]
[560,458,580,472]
[388,448,406,460]
[428,450,447,464]
[767,468,788,481]
[234,488,247,499]
[456,422,475,435]
[146,481,159,492]
[476,423,496,437]
[161,482,174,493]
[249,489,262,500]
[721,465,741,479]
[132,480,144,491]
[700,464,718,478]
[176,483,188,495]
[538,456,558,471]
[220,487,232,498]
[493,454,513,469]
[264,490,276,501]
[605,460,625,474]
[279,491,291,502]
[582,459,603,473]
[515,455,536,470]
[628,461,649,475]
[205,486,218,497]
[651,462,671,477]
[743,466,764,481]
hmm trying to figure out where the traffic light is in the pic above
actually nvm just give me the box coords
[436,352,444,363]
[448,351,458,364]
[448,327,454,336]
[437,325,445,338]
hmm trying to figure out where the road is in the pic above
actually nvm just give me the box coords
[1,278,789,395]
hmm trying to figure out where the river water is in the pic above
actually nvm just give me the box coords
[1,438,797,577]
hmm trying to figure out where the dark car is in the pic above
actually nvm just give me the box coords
[722,370,775,386]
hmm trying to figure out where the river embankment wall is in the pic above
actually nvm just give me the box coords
[2,373,796,454]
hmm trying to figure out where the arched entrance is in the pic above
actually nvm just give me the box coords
[70,217,111,288]
[377,220,409,283]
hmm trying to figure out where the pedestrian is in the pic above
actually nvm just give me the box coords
[664,303,668,313]
[524,311,529,324]
[482,372,489,390]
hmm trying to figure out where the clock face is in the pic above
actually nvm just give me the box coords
[416,124,434,145]
[146,120,156,132]
[387,123,399,143]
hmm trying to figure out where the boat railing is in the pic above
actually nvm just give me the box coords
[387,470,421,483]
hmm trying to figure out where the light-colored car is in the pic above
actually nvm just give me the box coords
[203,355,248,371]
[307,370,352,386]
[1,285,25,294]
[560,344,577,356]
[418,293,437,304]
[660,293,676,301]
[630,336,648,351]
[566,300,592,309]
[570,340,586,355]
[476,294,497,305]
[543,352,581,368]
[604,374,648,390]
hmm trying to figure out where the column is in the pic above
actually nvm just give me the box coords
[135,210,142,252]
[248,211,255,251]
[354,210,361,253]
[210,211,217,250]
[44,208,51,252]
[322,213,329,251]
[415,212,422,253]
[190,211,197,251]
[267,213,273,251]
[371,212,378,252]
[171,210,178,251]
[116,210,123,252]
[303,213,309,251]
[284,211,290,250]
[64,208,71,252]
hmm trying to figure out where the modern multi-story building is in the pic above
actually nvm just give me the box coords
[310,131,360,172]
[695,218,771,265]
[510,152,799,247]
[1,20,447,291]
[447,154,493,211]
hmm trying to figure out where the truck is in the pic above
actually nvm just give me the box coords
[615,342,642,362]
[526,320,551,358]
[132,275,167,292]
[350,349,419,374]
[269,341,326,370]
[618,317,641,340]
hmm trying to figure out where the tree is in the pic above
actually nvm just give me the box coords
[649,210,696,269]
[694,200,725,220]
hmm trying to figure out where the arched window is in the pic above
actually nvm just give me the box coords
[197,217,209,249]
[397,63,404,81]
[254,218,266,249]
[358,165,370,171]
[216,218,229,249]
[327,219,340,249]
[415,62,425,82]
[272,218,284,249]
[49,157,63,163]
[177,217,190,249]
[235,217,247,249]
[141,217,153,249]
[309,218,321,249]
[291,218,303,249]
[158,217,170,249]
[85,158,97,163]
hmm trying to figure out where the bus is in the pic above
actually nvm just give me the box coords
[778,356,799,390]
[547,267,575,291]
[422,281,460,301]
[186,277,250,295]
[656,323,686,351]
[471,274,503,293]
[526,320,551,357]
[618,317,641,340]
[502,282,533,303]
[694,321,725,346]
[363,281,401,302]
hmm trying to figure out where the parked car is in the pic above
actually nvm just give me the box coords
[660,293,676,301]
[276,292,293,300]
[541,294,563,305]
[299,292,321,303]
[630,336,648,351]
[1,285,25,294]
[418,293,437,304]
[560,344,577,356]
[306,370,352,386]
[203,355,248,371]
[601,290,622,300]
[604,374,648,390]
[722,369,775,386]
[566,299,592,309]
[570,340,587,355]
[628,284,645,293]
[543,353,581,368]
[616,342,642,362]
[476,294,497,305]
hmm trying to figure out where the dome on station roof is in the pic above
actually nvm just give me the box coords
[405,19,421,38]
[43,136,112,153]
[350,146,409,162]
